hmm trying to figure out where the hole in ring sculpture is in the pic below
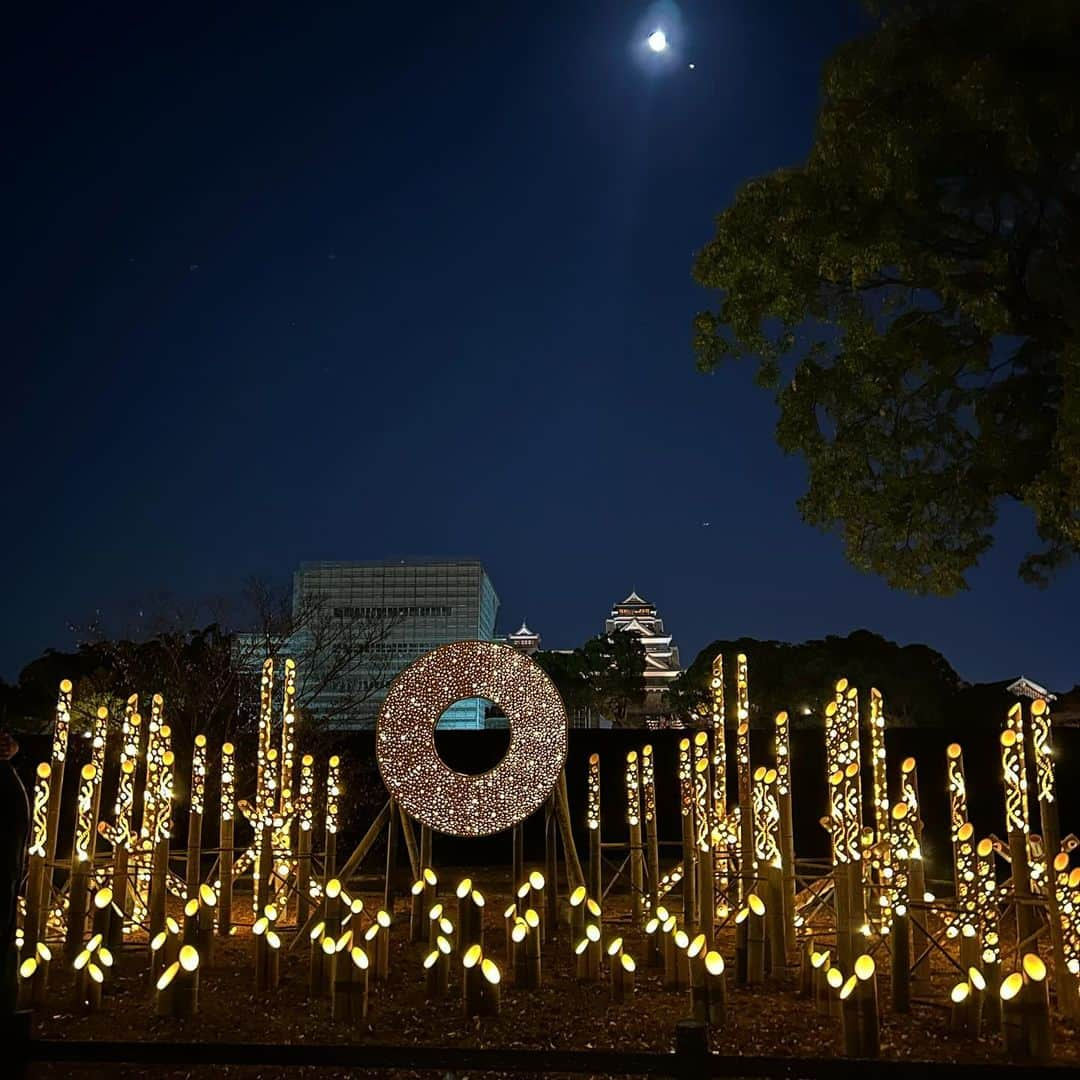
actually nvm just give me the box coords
[376,640,569,837]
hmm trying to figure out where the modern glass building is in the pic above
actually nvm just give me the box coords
[248,559,501,729]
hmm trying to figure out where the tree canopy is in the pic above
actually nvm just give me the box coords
[534,632,647,726]
[693,0,1080,594]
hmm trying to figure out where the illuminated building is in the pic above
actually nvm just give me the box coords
[604,590,682,709]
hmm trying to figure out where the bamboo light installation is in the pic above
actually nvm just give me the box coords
[642,745,660,934]
[66,763,98,961]
[575,900,602,983]
[586,754,601,903]
[687,932,708,1020]
[107,712,138,946]
[295,752,314,928]
[1030,697,1073,1016]
[1001,727,1038,950]
[692,733,715,943]
[900,756,929,993]
[626,751,644,924]
[425,933,452,999]
[735,654,754,900]
[186,734,207,899]
[217,742,235,937]
[1000,953,1052,1062]
[977,836,1003,1032]
[954,823,979,1011]
[44,680,72,896]
[710,655,728,897]
[678,737,696,925]
[704,950,727,1025]
[325,755,341,880]
[19,762,52,1008]
[88,706,108,865]
[890,801,915,1013]
[773,711,796,957]
[73,886,114,1013]
[1054,853,1080,1020]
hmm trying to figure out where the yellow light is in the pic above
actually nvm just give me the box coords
[1023,953,1047,981]
[19,958,37,978]
[570,885,587,907]
[463,943,482,968]
[351,945,368,969]
[607,937,623,957]
[482,958,501,984]
[1000,972,1023,1001]
[854,955,875,980]
[950,981,970,1004]
[704,951,724,976]
[748,893,765,917]
[839,974,857,1000]
[586,924,601,943]
[826,967,843,990]
[621,953,636,973]
[968,967,986,992]
[157,961,180,991]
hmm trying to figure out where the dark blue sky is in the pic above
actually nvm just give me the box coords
[5,1,1078,689]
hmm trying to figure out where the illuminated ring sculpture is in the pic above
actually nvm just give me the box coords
[376,640,568,837]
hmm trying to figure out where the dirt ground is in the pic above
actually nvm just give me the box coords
[25,871,1080,1079]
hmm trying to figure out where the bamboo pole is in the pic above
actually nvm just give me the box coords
[692,734,715,944]
[544,797,558,935]
[626,751,644,925]
[978,837,1002,1033]
[65,764,98,962]
[586,754,601,903]
[1030,698,1074,1016]
[186,734,207,899]
[296,753,314,930]
[900,757,929,992]
[1001,727,1038,951]
[324,755,340,881]
[678,738,697,926]
[19,761,53,1007]
[890,802,914,1014]
[218,742,235,938]
[44,680,72,898]
[554,768,585,891]
[735,655,754,901]
[774,711,796,958]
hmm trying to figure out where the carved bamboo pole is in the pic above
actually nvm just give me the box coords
[692,733,714,943]
[586,754,601,902]
[626,751,644,925]
[678,738,697,925]
[710,655,728,897]
[18,762,52,1007]
[735,655,754,901]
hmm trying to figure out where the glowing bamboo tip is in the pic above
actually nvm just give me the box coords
[429,903,444,920]
[482,958,501,984]
[326,879,342,899]
[151,931,167,952]
[463,944,482,968]
[200,884,216,906]
[437,935,451,955]
[586,924,601,943]
[705,951,725,976]
[512,921,527,943]
[223,743,234,755]
[94,887,113,909]
[645,918,660,934]
[836,677,848,693]
[19,958,36,978]
[194,734,206,748]
[753,765,766,782]
[570,885,587,906]
[826,967,844,990]
[587,898,602,918]
[968,967,986,991]
[854,955,875,981]
[321,937,335,956]
[376,909,391,928]
[524,908,539,929]
[157,962,180,991]
[423,949,438,969]
[687,933,706,959]
[735,908,749,925]
[1023,954,1047,981]
[810,951,826,969]
[179,945,199,972]
[840,975,857,1000]
[529,870,545,890]
[184,899,199,918]
[411,880,424,896]
[423,867,437,886]
[456,878,473,899]
[329,755,340,767]
[60,678,73,693]
[957,822,974,843]
[674,930,690,949]
[575,938,589,956]
[607,937,624,956]
[309,921,325,942]
[748,893,766,917]
[253,917,268,935]
[620,953,636,974]
[1000,972,1023,1001]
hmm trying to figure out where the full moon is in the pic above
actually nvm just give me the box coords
[647,29,668,53]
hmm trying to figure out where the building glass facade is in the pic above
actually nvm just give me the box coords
[259,560,501,729]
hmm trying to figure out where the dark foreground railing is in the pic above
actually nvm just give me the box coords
[9,1019,1080,1077]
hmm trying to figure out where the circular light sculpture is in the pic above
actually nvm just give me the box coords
[376,640,568,837]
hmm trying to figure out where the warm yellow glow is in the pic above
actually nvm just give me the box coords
[376,641,568,836]
[586,924,601,943]
[968,966,986,991]
[179,945,199,972]
[748,893,765,917]
[950,981,970,1004]
[157,961,180,991]
[607,937,624,957]
[705,950,724,976]
[351,946,368,970]
[1023,953,1047,982]
[570,885,587,907]
[839,974,857,1000]
[826,967,843,990]
[1000,972,1023,1001]
[529,871,545,890]
[621,953,636,973]
[481,957,501,984]
[854,955,875,980]
[463,943,482,968]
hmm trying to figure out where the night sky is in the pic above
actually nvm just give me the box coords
[6,1,1079,689]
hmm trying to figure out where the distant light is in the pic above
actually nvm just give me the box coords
[688,63,695,70]
[647,29,668,52]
